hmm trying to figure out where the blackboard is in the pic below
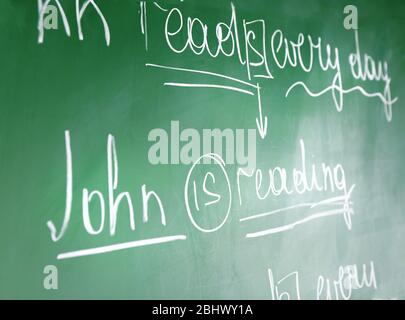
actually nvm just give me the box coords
[0,0,404,299]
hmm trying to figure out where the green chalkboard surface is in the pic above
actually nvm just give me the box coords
[0,0,404,299]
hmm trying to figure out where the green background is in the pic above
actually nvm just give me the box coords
[0,0,404,299]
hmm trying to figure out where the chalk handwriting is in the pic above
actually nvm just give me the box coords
[49,132,355,257]
[76,0,110,45]
[269,261,377,300]
[47,131,186,259]
[316,261,377,300]
[184,153,232,233]
[37,0,71,44]
[153,1,398,129]
[268,268,301,300]
[238,139,355,237]
[37,0,110,45]
[36,1,399,124]
[139,1,148,50]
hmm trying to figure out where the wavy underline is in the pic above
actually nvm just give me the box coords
[285,81,398,107]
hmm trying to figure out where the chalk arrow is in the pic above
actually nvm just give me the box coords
[255,84,268,140]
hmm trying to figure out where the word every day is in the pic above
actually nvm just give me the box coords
[38,1,398,121]
[269,261,377,300]
[47,130,354,256]
[157,2,398,121]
